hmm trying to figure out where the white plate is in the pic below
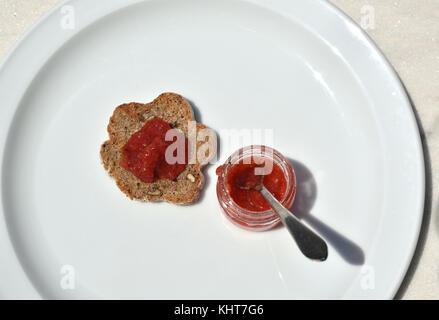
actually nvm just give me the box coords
[0,0,424,299]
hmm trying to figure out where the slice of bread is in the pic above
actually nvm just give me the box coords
[100,92,215,204]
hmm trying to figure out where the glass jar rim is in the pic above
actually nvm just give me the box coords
[217,145,296,219]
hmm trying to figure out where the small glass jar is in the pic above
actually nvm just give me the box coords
[216,145,296,231]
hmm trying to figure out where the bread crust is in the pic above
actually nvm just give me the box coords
[100,92,214,204]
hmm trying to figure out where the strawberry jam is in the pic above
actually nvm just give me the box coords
[221,160,287,211]
[216,146,296,231]
[120,118,188,183]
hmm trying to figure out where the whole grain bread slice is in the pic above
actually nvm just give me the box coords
[100,92,215,204]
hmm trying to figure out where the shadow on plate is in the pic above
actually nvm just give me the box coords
[287,158,365,266]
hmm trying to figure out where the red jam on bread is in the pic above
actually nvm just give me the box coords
[120,118,188,183]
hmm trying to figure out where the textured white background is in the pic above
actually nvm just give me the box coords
[0,0,437,299]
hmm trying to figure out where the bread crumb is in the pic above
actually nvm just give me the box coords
[187,173,196,182]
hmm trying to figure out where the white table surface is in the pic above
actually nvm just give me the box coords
[0,0,438,299]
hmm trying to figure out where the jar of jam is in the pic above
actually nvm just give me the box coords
[216,145,296,231]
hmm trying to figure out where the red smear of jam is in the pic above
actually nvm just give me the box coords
[218,160,287,211]
[120,118,188,183]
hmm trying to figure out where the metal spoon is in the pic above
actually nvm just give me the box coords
[239,176,328,261]
[259,185,328,261]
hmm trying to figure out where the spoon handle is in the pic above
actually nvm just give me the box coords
[259,186,328,261]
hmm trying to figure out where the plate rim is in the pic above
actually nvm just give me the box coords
[321,0,425,299]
